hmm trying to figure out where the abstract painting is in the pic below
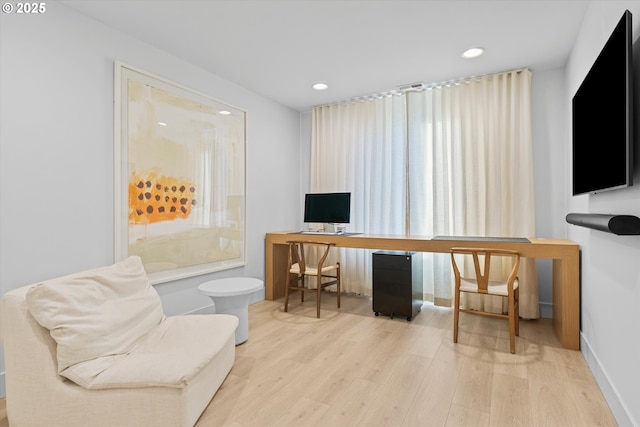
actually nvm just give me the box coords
[114,62,246,284]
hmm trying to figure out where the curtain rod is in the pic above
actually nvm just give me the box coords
[401,67,528,92]
[317,67,529,108]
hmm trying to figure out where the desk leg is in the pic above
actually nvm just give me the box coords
[265,239,288,301]
[552,254,580,350]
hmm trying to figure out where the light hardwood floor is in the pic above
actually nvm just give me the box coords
[0,294,616,426]
[195,294,616,427]
[0,398,6,427]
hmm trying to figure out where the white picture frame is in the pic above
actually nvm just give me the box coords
[114,62,246,284]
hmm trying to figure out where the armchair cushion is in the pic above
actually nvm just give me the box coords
[25,256,164,379]
[62,314,238,389]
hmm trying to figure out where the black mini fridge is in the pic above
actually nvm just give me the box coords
[372,251,423,321]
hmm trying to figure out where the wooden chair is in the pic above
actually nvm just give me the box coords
[450,247,520,353]
[284,240,341,318]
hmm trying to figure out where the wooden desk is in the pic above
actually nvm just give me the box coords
[265,232,581,350]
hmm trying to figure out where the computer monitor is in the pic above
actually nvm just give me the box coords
[303,192,351,231]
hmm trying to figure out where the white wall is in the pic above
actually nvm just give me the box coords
[531,67,568,316]
[565,2,640,426]
[0,2,302,396]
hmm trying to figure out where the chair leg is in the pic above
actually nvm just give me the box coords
[453,290,460,343]
[336,263,341,309]
[515,287,520,336]
[284,274,291,313]
[301,275,305,302]
[316,275,321,318]
[508,294,516,354]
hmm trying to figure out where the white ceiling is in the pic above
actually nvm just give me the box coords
[60,0,591,112]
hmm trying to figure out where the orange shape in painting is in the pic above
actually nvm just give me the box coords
[128,172,197,224]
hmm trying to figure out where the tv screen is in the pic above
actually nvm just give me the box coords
[572,10,633,196]
[304,192,351,224]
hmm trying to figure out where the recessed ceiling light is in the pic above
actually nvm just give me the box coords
[158,121,167,126]
[312,83,328,90]
[462,47,484,59]
[219,110,231,115]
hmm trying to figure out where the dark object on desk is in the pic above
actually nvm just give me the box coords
[565,213,640,235]
[432,235,531,243]
[372,251,423,321]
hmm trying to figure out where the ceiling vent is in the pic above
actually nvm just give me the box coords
[397,82,425,91]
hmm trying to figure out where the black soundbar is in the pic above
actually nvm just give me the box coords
[566,213,640,235]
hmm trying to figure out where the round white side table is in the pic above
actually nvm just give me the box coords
[198,277,264,345]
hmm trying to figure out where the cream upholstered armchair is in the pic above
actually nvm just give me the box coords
[0,256,238,427]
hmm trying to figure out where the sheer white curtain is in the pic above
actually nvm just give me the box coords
[311,69,539,318]
[311,94,407,295]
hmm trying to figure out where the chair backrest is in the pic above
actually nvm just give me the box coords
[450,247,520,293]
[286,240,335,274]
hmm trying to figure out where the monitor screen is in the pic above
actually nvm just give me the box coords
[304,192,351,224]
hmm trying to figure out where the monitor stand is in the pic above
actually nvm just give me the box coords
[301,223,346,235]
[323,223,336,233]
[323,223,347,234]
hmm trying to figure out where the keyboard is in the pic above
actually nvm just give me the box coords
[299,230,342,235]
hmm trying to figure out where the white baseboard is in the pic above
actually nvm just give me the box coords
[581,333,635,427]
[181,294,265,316]
[183,304,216,315]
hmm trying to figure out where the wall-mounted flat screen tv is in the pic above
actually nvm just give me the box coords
[572,10,633,195]
[303,192,351,224]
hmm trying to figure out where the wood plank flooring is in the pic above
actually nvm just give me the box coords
[0,398,6,427]
[195,293,616,427]
[0,293,616,426]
